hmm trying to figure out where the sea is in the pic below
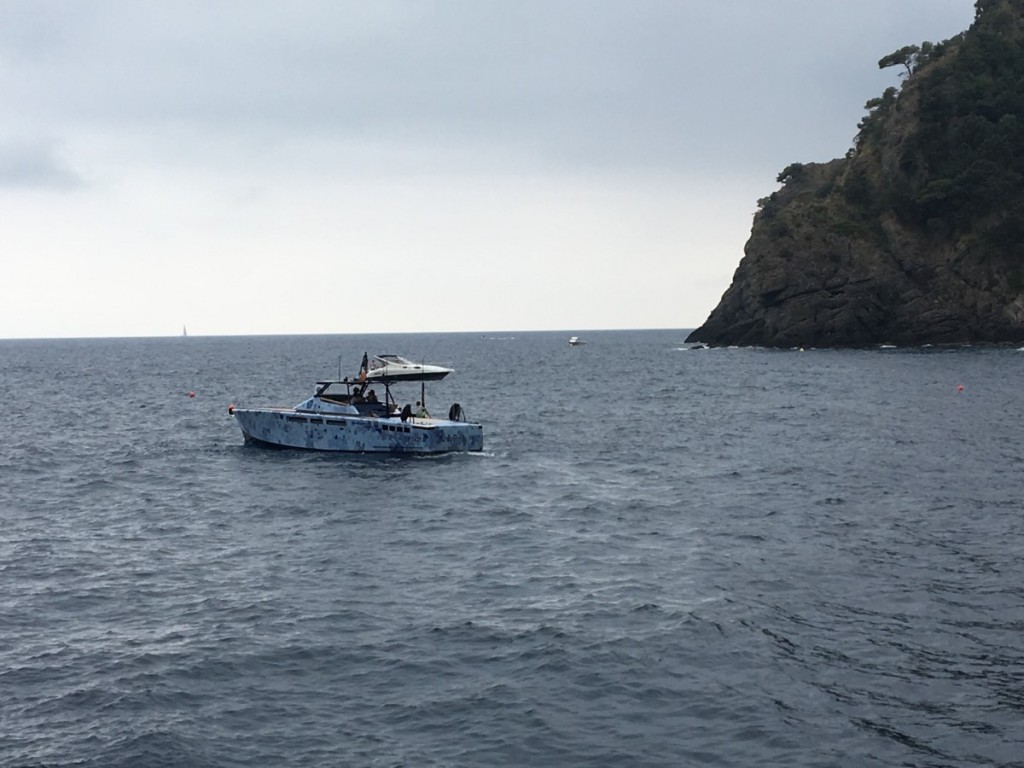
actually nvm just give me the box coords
[1,329,1022,768]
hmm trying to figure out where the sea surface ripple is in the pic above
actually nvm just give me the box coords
[1,330,1023,767]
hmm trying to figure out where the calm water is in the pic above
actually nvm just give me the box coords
[1,330,1023,767]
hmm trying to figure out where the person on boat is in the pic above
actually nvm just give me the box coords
[365,389,379,403]
[416,401,430,418]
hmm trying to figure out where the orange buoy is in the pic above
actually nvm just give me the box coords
[227,404,236,415]
[957,384,965,393]
[188,390,196,398]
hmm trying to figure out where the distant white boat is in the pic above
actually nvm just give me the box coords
[568,336,584,346]
[362,353,452,382]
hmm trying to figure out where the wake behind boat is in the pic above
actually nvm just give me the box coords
[229,353,482,454]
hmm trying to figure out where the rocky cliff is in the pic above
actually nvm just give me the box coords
[688,0,1024,347]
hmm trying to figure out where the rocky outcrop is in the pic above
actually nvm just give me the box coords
[688,0,1024,347]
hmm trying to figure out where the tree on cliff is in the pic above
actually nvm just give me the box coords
[878,44,922,76]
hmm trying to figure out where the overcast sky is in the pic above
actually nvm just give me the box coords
[0,1,976,338]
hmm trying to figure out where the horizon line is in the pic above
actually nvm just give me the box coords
[0,326,696,342]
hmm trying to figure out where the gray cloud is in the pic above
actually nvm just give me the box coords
[0,1,975,178]
[0,137,83,188]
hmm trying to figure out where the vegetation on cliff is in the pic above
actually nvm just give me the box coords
[688,0,1024,347]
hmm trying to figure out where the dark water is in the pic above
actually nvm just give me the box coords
[2,330,1023,767]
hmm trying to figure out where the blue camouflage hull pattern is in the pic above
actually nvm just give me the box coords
[232,408,483,454]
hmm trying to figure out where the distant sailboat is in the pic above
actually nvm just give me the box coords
[183,325,188,337]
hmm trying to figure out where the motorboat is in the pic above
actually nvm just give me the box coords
[229,354,482,454]
[568,336,584,346]
[363,353,452,381]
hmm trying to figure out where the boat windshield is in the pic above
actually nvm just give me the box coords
[372,354,414,367]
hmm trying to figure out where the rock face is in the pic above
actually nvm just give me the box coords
[688,0,1024,347]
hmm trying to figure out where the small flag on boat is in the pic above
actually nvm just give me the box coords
[358,352,368,382]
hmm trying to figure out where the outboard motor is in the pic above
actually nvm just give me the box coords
[448,403,464,422]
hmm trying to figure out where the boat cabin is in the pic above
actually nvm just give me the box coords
[314,380,392,417]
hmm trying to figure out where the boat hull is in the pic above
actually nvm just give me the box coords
[232,408,483,454]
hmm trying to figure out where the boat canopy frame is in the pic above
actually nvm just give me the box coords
[315,377,433,413]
